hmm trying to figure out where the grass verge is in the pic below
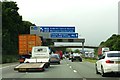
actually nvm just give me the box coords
[2,55,19,64]
[83,57,97,63]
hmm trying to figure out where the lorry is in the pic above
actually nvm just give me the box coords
[55,50,63,59]
[18,34,42,63]
[14,46,50,72]
[98,47,109,56]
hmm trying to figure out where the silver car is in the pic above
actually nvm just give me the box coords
[50,54,61,64]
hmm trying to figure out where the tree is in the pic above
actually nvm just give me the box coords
[2,1,35,63]
[99,34,120,51]
[73,49,80,53]
[19,21,35,34]
[66,48,72,53]
[2,1,22,55]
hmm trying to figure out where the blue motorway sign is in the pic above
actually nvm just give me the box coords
[50,33,78,38]
[40,26,75,32]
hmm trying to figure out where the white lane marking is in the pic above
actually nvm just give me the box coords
[73,70,77,73]
[69,66,72,68]
[0,64,18,69]
[50,65,62,67]
[67,64,69,66]
[86,62,95,64]
[83,78,87,80]
[0,66,9,69]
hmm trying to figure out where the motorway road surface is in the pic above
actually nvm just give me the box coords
[1,58,120,80]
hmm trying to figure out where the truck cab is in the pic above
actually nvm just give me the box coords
[24,46,50,67]
[14,46,50,72]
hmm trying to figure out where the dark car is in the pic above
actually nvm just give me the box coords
[50,54,61,64]
[71,53,82,62]
[64,53,69,58]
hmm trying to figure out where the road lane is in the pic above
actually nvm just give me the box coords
[2,63,27,78]
[65,58,120,79]
[2,60,81,78]
[65,58,102,78]
[1,58,120,79]
[21,60,81,78]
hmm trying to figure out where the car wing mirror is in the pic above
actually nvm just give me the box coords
[97,58,100,60]
[102,56,105,59]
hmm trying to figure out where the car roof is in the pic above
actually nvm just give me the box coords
[105,51,120,54]
[51,54,59,56]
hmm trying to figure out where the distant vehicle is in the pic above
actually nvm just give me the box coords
[14,46,50,72]
[95,51,120,77]
[98,47,109,56]
[64,52,69,58]
[18,34,42,63]
[69,53,73,60]
[62,54,65,59]
[50,54,61,64]
[55,50,63,59]
[85,51,94,58]
[71,53,82,62]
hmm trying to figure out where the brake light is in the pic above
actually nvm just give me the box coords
[106,60,114,63]
[37,68,42,70]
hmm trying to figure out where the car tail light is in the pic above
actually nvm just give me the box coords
[37,68,42,70]
[106,60,114,63]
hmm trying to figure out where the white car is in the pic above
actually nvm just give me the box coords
[95,51,120,77]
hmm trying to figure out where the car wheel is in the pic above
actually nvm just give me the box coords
[95,65,99,74]
[45,64,48,68]
[45,62,50,68]
[41,66,45,72]
[58,62,60,64]
[71,59,74,62]
[47,62,50,68]
[101,66,106,77]
[79,58,82,62]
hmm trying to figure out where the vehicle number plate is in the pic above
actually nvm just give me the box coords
[51,58,56,60]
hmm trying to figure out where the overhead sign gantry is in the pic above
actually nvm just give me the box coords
[40,26,75,32]
[30,26,85,53]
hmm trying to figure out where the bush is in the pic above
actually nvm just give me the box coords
[2,55,18,63]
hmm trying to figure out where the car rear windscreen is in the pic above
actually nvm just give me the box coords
[51,55,59,58]
[34,48,47,52]
[107,53,120,57]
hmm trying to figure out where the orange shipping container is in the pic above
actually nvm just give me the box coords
[19,34,42,55]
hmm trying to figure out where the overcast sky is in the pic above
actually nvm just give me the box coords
[10,0,120,46]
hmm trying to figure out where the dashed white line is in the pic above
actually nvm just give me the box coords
[69,66,72,68]
[0,64,18,69]
[73,70,77,73]
[83,78,87,80]
[0,66,9,69]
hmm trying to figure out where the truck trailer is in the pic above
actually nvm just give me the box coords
[98,47,109,57]
[14,46,50,72]
[18,34,42,63]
